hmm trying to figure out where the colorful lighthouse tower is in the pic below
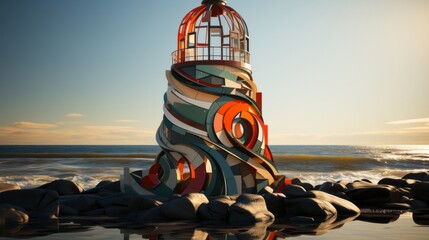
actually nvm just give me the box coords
[121,0,285,197]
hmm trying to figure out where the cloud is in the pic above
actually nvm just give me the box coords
[13,121,57,129]
[66,113,84,118]
[0,122,156,145]
[114,119,140,123]
[386,118,429,125]
[56,121,85,125]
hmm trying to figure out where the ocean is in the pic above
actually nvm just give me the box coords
[1,145,428,190]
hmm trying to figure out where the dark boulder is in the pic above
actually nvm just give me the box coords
[83,181,120,194]
[410,200,429,210]
[291,178,302,184]
[104,206,133,217]
[296,182,314,191]
[284,190,360,215]
[411,182,429,202]
[198,195,234,220]
[0,204,29,225]
[59,204,79,216]
[282,184,306,196]
[284,198,337,218]
[378,178,418,188]
[402,172,429,181]
[228,194,274,226]
[81,208,104,217]
[318,182,347,193]
[346,185,401,207]
[38,179,84,195]
[135,206,166,222]
[309,191,360,215]
[127,196,163,211]
[0,189,59,219]
[61,195,98,213]
[97,193,129,208]
[0,183,20,193]
[160,193,208,220]
[346,181,375,190]
[263,193,286,217]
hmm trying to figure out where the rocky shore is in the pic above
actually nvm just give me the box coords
[1,172,429,237]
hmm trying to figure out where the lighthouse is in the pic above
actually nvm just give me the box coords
[121,0,285,197]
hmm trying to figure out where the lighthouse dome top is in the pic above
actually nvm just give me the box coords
[172,0,250,68]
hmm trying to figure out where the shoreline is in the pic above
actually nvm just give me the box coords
[0,212,427,239]
[1,172,429,239]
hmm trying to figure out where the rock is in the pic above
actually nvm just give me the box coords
[291,178,302,184]
[83,181,120,194]
[97,193,163,212]
[361,179,372,183]
[128,196,163,211]
[135,206,165,222]
[410,200,429,210]
[399,196,411,204]
[0,189,59,219]
[402,172,429,181]
[61,195,98,213]
[346,185,401,207]
[296,182,314,191]
[318,182,346,193]
[96,180,113,188]
[0,204,29,225]
[411,182,429,202]
[284,198,337,218]
[0,183,21,193]
[284,190,359,215]
[228,194,275,226]
[308,191,360,215]
[104,206,133,217]
[59,204,79,216]
[198,195,235,220]
[160,193,208,220]
[263,193,286,217]
[396,187,412,198]
[38,179,84,195]
[378,178,418,188]
[81,208,104,216]
[97,193,129,208]
[346,181,375,190]
[337,179,349,186]
[282,184,306,196]
[331,191,350,200]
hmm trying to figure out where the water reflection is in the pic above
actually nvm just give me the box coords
[356,209,406,224]
[0,214,362,239]
[412,209,429,225]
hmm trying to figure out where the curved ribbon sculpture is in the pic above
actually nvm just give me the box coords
[121,0,286,197]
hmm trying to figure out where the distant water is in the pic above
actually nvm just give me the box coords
[0,145,428,189]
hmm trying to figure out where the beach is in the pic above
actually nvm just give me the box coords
[1,145,429,239]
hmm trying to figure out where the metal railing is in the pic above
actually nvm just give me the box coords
[172,47,250,64]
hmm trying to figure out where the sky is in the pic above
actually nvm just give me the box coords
[0,0,428,145]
